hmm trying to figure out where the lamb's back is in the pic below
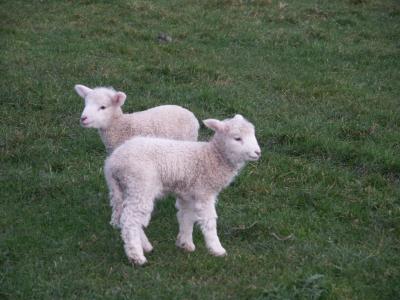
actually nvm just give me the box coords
[132,105,199,141]
[102,105,199,152]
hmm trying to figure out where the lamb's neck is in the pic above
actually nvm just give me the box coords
[211,138,245,170]
[204,141,244,188]
[99,111,128,133]
[109,109,125,125]
[98,110,131,153]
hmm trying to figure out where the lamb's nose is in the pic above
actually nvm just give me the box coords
[255,150,261,157]
[81,116,88,122]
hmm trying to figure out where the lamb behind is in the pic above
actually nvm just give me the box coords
[104,114,261,265]
[74,84,199,153]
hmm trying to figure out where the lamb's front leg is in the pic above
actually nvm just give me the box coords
[196,199,226,257]
[175,199,196,252]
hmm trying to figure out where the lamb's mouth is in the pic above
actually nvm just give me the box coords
[81,121,92,127]
[248,155,260,161]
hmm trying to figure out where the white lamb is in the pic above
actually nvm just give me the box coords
[74,84,199,153]
[104,114,261,265]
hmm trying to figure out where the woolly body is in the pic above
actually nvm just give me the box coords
[99,105,199,153]
[104,115,261,265]
[75,85,199,152]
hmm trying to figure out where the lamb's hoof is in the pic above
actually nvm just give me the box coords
[143,243,154,253]
[128,256,147,266]
[209,247,227,257]
[176,240,196,252]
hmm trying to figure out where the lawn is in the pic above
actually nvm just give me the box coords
[1,0,399,299]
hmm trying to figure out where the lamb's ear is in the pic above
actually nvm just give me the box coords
[112,91,127,106]
[203,119,226,132]
[74,84,92,98]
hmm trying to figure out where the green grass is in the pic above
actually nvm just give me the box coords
[1,0,399,299]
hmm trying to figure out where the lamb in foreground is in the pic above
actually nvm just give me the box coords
[74,84,199,153]
[104,114,261,265]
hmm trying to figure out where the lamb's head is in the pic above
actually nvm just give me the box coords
[74,84,126,129]
[204,114,261,166]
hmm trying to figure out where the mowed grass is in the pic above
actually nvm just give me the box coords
[1,0,399,298]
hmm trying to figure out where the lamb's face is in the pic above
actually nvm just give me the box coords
[80,90,117,129]
[223,116,261,162]
[204,115,261,165]
[75,85,126,129]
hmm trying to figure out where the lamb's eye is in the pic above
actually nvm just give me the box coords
[100,106,106,110]
[234,137,242,141]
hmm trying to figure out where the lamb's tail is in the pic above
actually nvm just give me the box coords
[104,160,124,229]
[185,109,200,141]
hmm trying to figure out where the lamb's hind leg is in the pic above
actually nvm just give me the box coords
[140,227,153,253]
[176,198,196,252]
[120,188,155,266]
[105,172,124,229]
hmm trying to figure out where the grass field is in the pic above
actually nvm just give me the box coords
[1,0,399,299]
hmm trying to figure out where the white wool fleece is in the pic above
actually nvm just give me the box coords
[104,114,261,266]
[75,84,199,153]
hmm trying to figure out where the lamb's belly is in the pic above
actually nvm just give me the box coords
[163,179,190,194]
